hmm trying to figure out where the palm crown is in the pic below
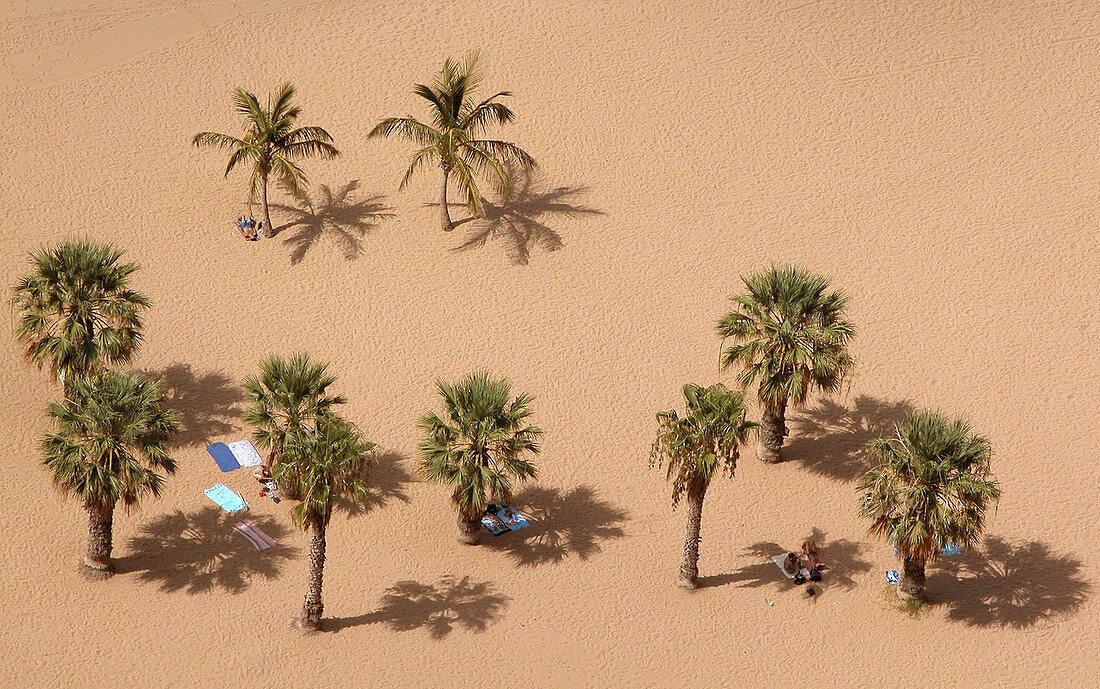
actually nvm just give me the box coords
[243,352,346,467]
[41,370,179,510]
[419,370,542,519]
[11,239,149,392]
[192,83,339,231]
[858,409,1001,562]
[716,264,855,408]
[280,414,375,529]
[650,383,757,506]
[369,53,535,229]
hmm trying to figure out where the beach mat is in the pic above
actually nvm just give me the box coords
[494,505,530,531]
[206,439,264,472]
[481,511,509,535]
[204,483,248,513]
[233,519,276,550]
[886,570,899,584]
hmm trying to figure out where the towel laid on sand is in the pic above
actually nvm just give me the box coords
[233,520,276,550]
[206,439,264,472]
[204,483,248,513]
[772,553,810,580]
[886,570,899,584]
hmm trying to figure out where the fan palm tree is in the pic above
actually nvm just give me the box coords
[11,239,149,398]
[857,409,1001,600]
[716,265,855,463]
[243,353,346,497]
[192,83,340,236]
[650,383,756,589]
[418,370,542,544]
[369,53,536,231]
[40,370,179,578]
[279,414,374,631]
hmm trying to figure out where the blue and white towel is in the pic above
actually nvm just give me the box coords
[886,570,899,585]
[204,483,248,513]
[206,439,264,472]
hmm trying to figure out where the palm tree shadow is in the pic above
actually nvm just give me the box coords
[927,536,1089,628]
[272,180,394,264]
[701,531,870,593]
[480,485,628,567]
[327,576,509,637]
[445,171,603,265]
[335,451,415,518]
[786,395,912,481]
[116,507,297,594]
[145,363,243,448]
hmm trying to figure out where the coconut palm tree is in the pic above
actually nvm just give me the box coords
[11,239,150,398]
[40,370,179,578]
[418,370,542,544]
[857,409,1001,600]
[368,53,536,231]
[716,265,855,463]
[279,414,374,631]
[243,353,346,497]
[192,83,340,236]
[650,383,756,589]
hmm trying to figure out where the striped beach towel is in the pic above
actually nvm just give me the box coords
[232,519,276,550]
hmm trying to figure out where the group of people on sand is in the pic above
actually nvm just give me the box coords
[251,464,281,503]
[781,539,829,589]
[233,215,264,241]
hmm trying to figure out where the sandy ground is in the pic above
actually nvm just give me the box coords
[1,0,1098,686]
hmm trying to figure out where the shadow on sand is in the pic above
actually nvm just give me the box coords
[272,181,394,264]
[146,363,243,448]
[335,451,415,518]
[481,485,628,567]
[117,507,297,594]
[927,535,1089,628]
[445,171,603,265]
[785,395,912,481]
[700,529,871,594]
[327,576,509,637]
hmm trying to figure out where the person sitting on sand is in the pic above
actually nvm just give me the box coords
[233,216,259,241]
[252,465,281,503]
[800,539,827,581]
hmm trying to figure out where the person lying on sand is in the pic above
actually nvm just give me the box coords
[233,215,259,241]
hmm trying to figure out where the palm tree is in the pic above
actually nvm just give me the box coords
[192,83,340,236]
[369,53,536,231]
[418,370,542,544]
[857,409,1001,600]
[243,353,346,497]
[279,414,374,631]
[716,265,855,463]
[40,370,179,578]
[11,239,150,398]
[650,384,756,589]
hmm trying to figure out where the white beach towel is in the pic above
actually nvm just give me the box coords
[227,439,263,469]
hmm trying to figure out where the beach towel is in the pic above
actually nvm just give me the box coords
[886,570,899,584]
[206,440,264,472]
[481,511,509,535]
[941,543,962,556]
[204,483,248,513]
[232,519,276,550]
[494,505,530,531]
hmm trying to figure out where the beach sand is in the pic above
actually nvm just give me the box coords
[2,1,1098,686]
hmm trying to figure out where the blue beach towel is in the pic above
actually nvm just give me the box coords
[941,543,962,556]
[494,505,530,531]
[886,570,899,585]
[204,483,248,513]
[207,442,240,472]
[481,511,509,535]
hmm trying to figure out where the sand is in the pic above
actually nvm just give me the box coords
[1,1,1098,686]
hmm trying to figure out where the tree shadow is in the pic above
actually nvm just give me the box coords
[327,576,509,637]
[146,363,243,448]
[785,395,912,481]
[446,171,603,265]
[702,530,870,594]
[272,180,394,264]
[481,485,628,567]
[116,507,297,594]
[927,535,1089,628]
[335,451,414,518]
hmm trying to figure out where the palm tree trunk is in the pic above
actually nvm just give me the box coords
[897,555,926,600]
[758,402,786,463]
[440,167,453,231]
[261,174,274,237]
[456,508,481,545]
[677,485,707,589]
[299,516,326,631]
[82,500,115,579]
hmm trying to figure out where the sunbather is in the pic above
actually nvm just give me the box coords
[252,465,281,503]
[800,539,829,577]
[233,216,259,241]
